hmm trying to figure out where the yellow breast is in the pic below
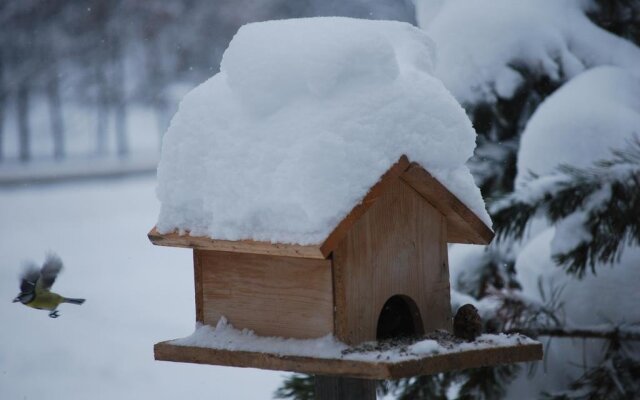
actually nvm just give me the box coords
[27,291,64,311]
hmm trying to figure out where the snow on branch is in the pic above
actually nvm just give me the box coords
[492,137,640,277]
[506,326,640,342]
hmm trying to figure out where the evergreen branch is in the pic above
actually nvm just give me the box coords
[480,277,566,335]
[386,365,520,400]
[541,350,640,400]
[273,374,315,400]
[387,374,453,400]
[456,364,521,400]
[492,137,640,277]
[492,199,538,242]
[504,327,640,341]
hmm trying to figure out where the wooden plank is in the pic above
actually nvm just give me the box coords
[319,155,410,257]
[155,341,389,378]
[193,250,204,323]
[387,342,542,377]
[148,227,326,259]
[333,178,451,345]
[154,341,543,380]
[315,376,376,400]
[199,250,334,339]
[401,163,494,245]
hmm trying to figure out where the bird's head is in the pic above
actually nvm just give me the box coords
[13,292,33,304]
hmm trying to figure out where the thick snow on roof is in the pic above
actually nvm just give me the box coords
[516,66,640,187]
[417,0,640,104]
[156,17,490,244]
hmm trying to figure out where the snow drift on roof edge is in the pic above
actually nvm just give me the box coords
[156,17,491,245]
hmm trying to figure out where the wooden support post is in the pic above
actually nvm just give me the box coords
[315,375,376,400]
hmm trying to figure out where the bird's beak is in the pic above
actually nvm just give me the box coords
[12,297,20,303]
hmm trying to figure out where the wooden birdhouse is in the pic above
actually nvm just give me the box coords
[148,155,542,379]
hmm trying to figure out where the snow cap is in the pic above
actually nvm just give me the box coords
[156,17,491,244]
[419,0,640,104]
[517,66,640,187]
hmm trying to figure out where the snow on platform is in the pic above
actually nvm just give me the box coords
[155,318,542,379]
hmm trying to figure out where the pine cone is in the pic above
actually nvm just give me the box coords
[453,304,482,342]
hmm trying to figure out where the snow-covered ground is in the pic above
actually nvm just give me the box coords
[0,176,284,399]
[0,98,174,187]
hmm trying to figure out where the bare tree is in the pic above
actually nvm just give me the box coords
[45,37,65,160]
[16,82,30,162]
[0,49,6,163]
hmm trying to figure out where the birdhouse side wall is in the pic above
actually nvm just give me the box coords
[332,178,451,345]
[194,249,334,339]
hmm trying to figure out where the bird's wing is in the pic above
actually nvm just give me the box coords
[37,254,63,291]
[19,263,41,294]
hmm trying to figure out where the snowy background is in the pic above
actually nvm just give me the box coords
[2,0,640,399]
[0,178,285,399]
[0,2,415,399]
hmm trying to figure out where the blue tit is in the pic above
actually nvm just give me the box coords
[13,254,85,318]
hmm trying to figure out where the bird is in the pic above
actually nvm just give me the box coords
[453,303,482,342]
[13,254,85,318]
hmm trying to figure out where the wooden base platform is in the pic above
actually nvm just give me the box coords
[154,340,543,379]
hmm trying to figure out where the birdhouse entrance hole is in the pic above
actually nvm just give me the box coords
[376,295,424,340]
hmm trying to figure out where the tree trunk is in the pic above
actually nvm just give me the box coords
[95,63,109,156]
[314,376,376,400]
[154,102,169,146]
[17,83,30,163]
[0,89,4,163]
[47,62,65,160]
[0,55,5,163]
[112,38,128,158]
[145,35,169,142]
[115,96,128,157]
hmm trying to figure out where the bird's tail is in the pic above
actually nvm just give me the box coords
[63,298,85,305]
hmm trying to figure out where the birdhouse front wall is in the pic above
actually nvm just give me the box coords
[189,174,453,344]
[194,249,334,339]
[333,177,451,345]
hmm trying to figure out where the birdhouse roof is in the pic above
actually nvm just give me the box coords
[151,18,493,256]
[150,154,493,259]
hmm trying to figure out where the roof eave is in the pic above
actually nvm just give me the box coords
[148,227,326,259]
[399,162,494,245]
[148,155,494,259]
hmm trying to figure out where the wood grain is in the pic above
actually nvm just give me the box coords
[148,227,326,259]
[333,178,451,345]
[198,250,334,339]
[400,163,494,245]
[320,155,410,257]
[154,340,543,379]
[315,376,376,400]
[194,250,204,323]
